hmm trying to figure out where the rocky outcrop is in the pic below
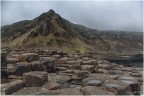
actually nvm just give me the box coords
[1,48,143,95]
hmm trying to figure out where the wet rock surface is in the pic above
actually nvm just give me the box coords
[1,48,143,95]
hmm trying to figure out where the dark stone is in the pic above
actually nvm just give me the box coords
[23,71,48,87]
[1,51,7,67]
[8,62,31,76]
[41,58,56,72]
[20,53,40,62]
[1,68,9,79]
[31,61,46,71]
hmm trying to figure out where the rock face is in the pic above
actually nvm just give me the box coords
[23,71,48,87]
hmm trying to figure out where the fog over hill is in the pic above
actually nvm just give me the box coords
[1,1,143,32]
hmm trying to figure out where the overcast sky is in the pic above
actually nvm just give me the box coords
[1,1,143,32]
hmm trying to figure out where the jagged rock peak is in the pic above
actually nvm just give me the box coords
[46,9,57,16]
[35,9,58,21]
[48,9,55,14]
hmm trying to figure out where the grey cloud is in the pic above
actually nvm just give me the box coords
[1,1,143,32]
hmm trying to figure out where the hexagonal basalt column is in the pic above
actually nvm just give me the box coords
[23,71,48,87]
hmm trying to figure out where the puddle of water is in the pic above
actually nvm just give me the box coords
[121,80,136,84]
[120,76,134,80]
[87,80,104,85]
[70,79,82,85]
[57,80,78,88]
[82,78,104,86]
[105,83,120,88]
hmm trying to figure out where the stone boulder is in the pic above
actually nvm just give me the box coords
[1,68,9,79]
[7,62,31,75]
[57,51,64,57]
[81,65,95,73]
[118,76,140,94]
[19,53,40,62]
[23,71,48,87]
[52,55,61,59]
[49,50,57,56]
[31,61,46,71]
[96,63,112,70]
[1,51,7,67]
[48,73,71,82]
[102,79,134,95]
[74,70,89,78]
[41,57,56,72]
[6,57,19,64]
[36,50,47,55]
[1,80,24,95]
[68,64,81,70]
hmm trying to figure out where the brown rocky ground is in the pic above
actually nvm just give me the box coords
[1,47,143,95]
